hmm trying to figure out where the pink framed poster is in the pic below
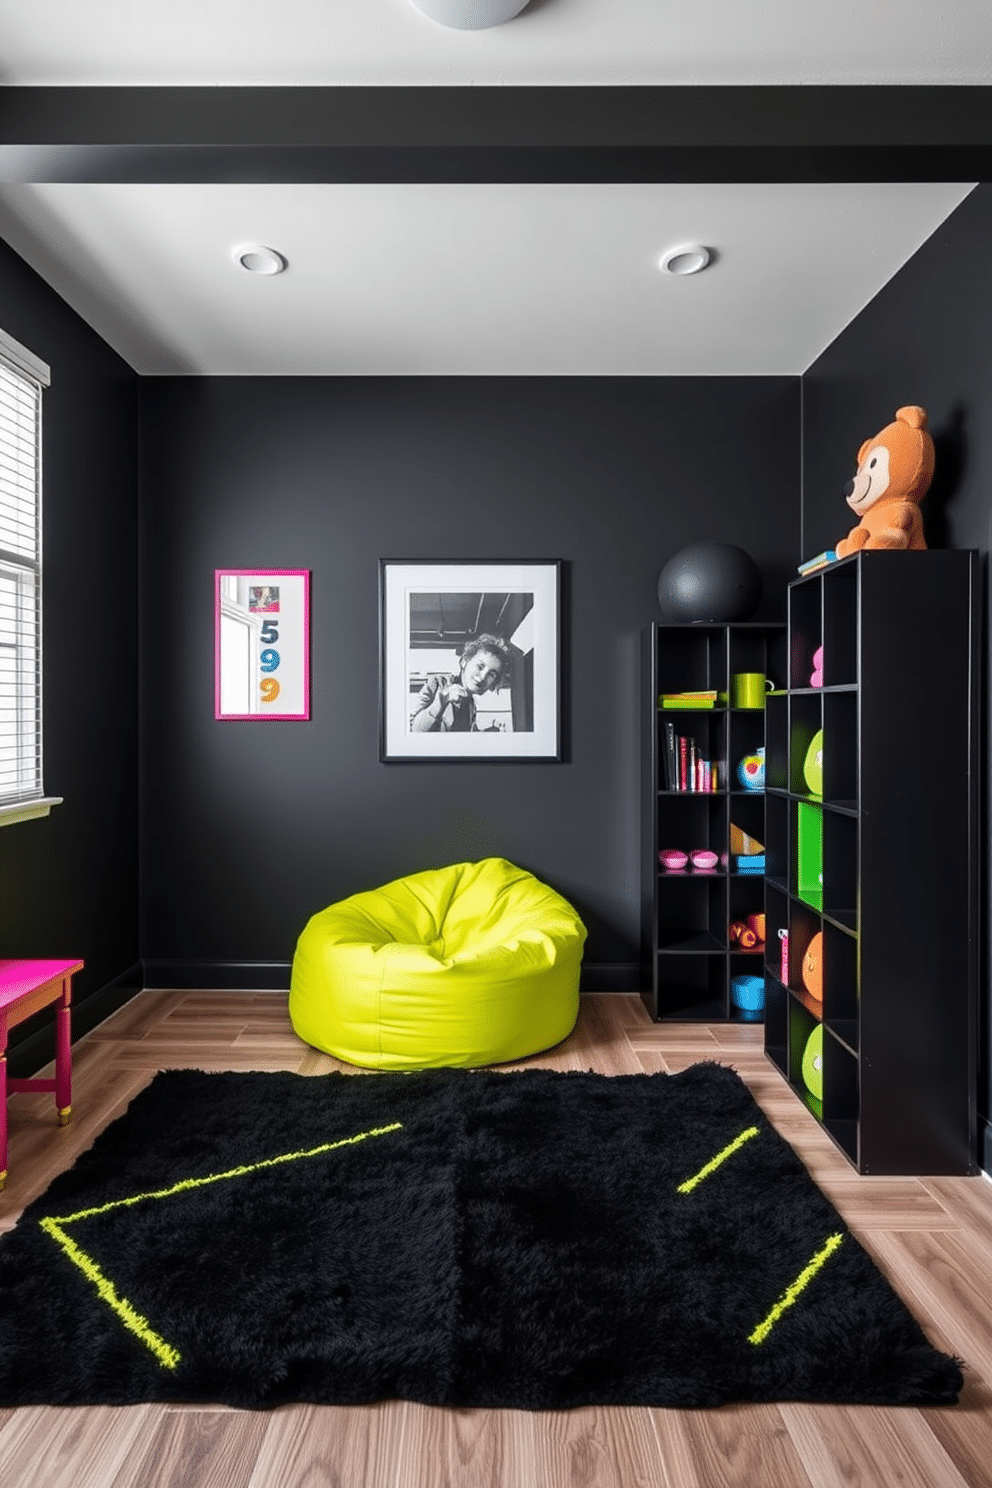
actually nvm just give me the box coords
[214,569,310,720]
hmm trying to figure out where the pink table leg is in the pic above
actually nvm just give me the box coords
[0,1051,7,1190]
[56,994,71,1126]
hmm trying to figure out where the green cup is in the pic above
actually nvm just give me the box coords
[732,672,774,709]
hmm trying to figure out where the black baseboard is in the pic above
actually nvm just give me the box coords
[141,961,293,990]
[5,960,143,1080]
[141,960,643,994]
[579,963,643,993]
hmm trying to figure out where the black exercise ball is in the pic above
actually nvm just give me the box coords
[657,542,763,622]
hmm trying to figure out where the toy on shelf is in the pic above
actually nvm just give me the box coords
[810,646,824,688]
[737,746,765,792]
[802,931,823,1003]
[730,823,764,856]
[835,405,935,558]
[658,848,721,873]
[802,1024,824,1100]
[730,912,766,950]
[803,730,823,797]
[730,973,765,1012]
[729,920,759,949]
[778,928,789,984]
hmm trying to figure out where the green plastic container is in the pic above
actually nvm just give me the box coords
[797,801,823,911]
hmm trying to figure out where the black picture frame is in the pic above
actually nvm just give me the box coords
[379,559,562,763]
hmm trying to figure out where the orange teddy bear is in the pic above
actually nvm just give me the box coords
[835,405,935,558]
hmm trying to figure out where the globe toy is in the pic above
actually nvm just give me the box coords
[737,746,765,792]
[656,542,763,623]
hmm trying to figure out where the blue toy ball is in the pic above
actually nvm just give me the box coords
[657,542,763,623]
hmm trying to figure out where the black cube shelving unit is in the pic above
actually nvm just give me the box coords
[763,550,979,1174]
[641,620,787,1022]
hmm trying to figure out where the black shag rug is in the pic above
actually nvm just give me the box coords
[0,1062,962,1409]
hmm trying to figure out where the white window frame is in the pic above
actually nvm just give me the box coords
[0,326,61,826]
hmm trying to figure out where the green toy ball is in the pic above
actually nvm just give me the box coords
[804,729,823,798]
[802,1023,824,1101]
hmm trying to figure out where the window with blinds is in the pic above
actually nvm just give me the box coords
[0,328,55,822]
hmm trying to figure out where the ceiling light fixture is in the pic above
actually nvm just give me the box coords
[407,0,531,29]
[235,246,287,276]
[659,244,712,276]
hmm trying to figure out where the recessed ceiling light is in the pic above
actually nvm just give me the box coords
[235,246,287,276]
[407,0,530,28]
[659,244,712,276]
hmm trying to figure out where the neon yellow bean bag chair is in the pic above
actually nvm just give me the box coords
[289,858,586,1069]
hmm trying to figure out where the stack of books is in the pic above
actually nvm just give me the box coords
[660,719,720,792]
[658,689,724,710]
[797,551,837,577]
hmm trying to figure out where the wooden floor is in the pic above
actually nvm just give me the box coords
[2,990,992,1488]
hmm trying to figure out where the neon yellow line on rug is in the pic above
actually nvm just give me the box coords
[748,1232,845,1346]
[38,1122,404,1371]
[676,1125,759,1194]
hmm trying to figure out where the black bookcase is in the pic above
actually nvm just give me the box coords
[641,621,787,1022]
[763,550,978,1175]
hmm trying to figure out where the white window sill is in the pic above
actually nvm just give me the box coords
[0,796,63,827]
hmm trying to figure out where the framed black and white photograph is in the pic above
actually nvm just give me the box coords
[379,560,561,762]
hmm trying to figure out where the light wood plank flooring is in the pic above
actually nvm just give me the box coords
[1,990,991,1488]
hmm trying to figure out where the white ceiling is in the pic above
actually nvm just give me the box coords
[0,1,987,375]
[0,181,976,376]
[1,0,990,86]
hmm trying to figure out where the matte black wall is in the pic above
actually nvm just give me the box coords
[139,376,800,987]
[801,182,992,1165]
[0,238,141,1063]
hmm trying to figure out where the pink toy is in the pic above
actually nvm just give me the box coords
[659,849,688,871]
[810,646,824,688]
[0,959,83,1191]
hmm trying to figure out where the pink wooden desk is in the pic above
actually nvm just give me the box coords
[0,958,83,1191]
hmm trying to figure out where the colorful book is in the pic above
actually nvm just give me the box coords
[798,551,837,576]
[658,690,723,709]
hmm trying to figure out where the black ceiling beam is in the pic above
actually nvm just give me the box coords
[3,86,992,148]
[1,86,990,182]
